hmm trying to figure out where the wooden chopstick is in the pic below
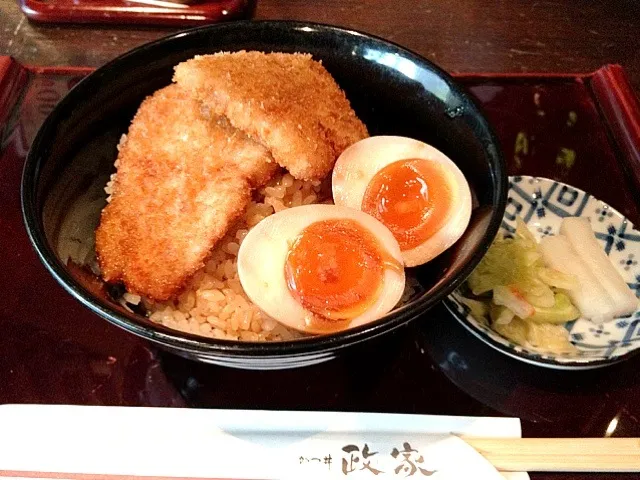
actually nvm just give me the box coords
[464,437,640,472]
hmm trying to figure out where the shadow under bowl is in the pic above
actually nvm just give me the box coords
[21,20,507,369]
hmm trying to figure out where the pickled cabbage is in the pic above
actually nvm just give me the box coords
[526,322,576,354]
[462,216,579,354]
[491,316,575,353]
[528,292,580,324]
[493,317,529,345]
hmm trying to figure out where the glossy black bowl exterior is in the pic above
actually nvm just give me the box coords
[22,20,507,369]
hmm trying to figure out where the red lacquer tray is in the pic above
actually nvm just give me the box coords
[19,0,256,27]
[1,57,640,480]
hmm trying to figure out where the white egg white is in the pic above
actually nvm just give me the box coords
[332,135,472,267]
[237,204,406,334]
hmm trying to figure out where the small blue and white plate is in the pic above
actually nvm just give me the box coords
[445,175,640,370]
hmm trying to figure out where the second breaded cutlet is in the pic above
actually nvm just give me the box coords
[95,84,277,301]
[173,51,369,181]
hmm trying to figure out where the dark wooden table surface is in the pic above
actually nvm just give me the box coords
[1,0,640,92]
[2,2,640,479]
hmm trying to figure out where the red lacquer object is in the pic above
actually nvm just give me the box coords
[18,0,256,27]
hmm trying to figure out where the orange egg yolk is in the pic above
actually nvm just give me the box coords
[361,158,452,251]
[284,219,397,322]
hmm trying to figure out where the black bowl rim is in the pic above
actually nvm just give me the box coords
[21,19,508,357]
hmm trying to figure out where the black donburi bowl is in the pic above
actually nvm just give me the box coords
[22,20,507,370]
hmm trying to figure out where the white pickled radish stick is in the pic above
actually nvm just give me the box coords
[539,235,617,321]
[561,217,638,317]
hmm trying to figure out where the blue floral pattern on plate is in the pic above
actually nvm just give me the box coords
[444,176,640,370]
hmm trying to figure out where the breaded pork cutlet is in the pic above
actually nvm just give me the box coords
[173,51,369,181]
[95,84,277,301]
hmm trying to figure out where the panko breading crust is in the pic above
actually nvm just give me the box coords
[173,51,369,181]
[95,84,276,300]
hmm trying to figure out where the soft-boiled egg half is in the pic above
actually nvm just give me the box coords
[237,205,405,334]
[332,136,472,267]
